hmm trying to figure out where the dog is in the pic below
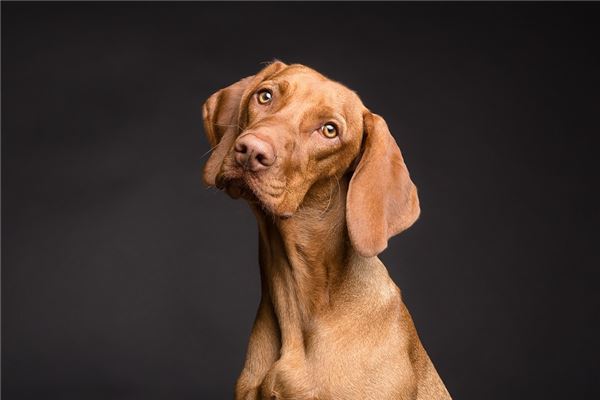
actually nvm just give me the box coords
[201,61,451,400]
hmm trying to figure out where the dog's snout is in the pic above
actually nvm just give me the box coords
[234,135,276,171]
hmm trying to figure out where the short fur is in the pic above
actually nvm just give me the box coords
[202,61,451,400]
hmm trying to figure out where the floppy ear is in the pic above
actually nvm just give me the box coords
[346,112,420,257]
[202,61,287,186]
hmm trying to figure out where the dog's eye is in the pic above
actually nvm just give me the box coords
[257,89,273,104]
[321,123,338,138]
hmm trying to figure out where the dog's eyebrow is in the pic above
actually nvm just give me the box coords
[274,80,291,94]
[310,106,344,122]
[304,106,348,137]
[259,79,291,94]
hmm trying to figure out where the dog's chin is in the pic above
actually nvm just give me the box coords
[220,178,252,200]
[217,176,294,219]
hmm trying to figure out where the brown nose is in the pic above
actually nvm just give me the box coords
[234,135,276,171]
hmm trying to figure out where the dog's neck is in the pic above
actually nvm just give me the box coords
[251,176,352,353]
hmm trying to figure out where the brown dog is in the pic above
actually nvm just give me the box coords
[202,61,451,400]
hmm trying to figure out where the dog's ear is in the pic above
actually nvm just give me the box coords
[346,112,420,257]
[202,61,287,186]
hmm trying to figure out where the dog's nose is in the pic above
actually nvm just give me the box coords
[234,135,276,171]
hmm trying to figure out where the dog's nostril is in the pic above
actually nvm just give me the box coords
[234,135,275,171]
[235,142,248,154]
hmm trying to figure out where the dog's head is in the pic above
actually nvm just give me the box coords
[202,61,419,256]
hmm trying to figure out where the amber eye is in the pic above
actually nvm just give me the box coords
[321,123,338,138]
[257,89,273,104]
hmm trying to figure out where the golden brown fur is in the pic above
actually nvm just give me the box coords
[202,61,451,400]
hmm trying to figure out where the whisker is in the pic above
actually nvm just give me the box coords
[199,143,220,160]
[318,177,336,219]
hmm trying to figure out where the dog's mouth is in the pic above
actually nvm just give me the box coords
[215,173,292,218]
[217,176,257,201]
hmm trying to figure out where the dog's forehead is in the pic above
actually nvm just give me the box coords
[270,65,364,119]
[283,68,352,95]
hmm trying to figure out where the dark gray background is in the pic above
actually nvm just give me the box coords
[2,2,599,399]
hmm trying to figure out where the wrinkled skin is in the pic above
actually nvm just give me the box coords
[206,64,363,218]
[202,62,451,400]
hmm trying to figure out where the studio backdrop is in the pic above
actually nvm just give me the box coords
[2,2,598,399]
